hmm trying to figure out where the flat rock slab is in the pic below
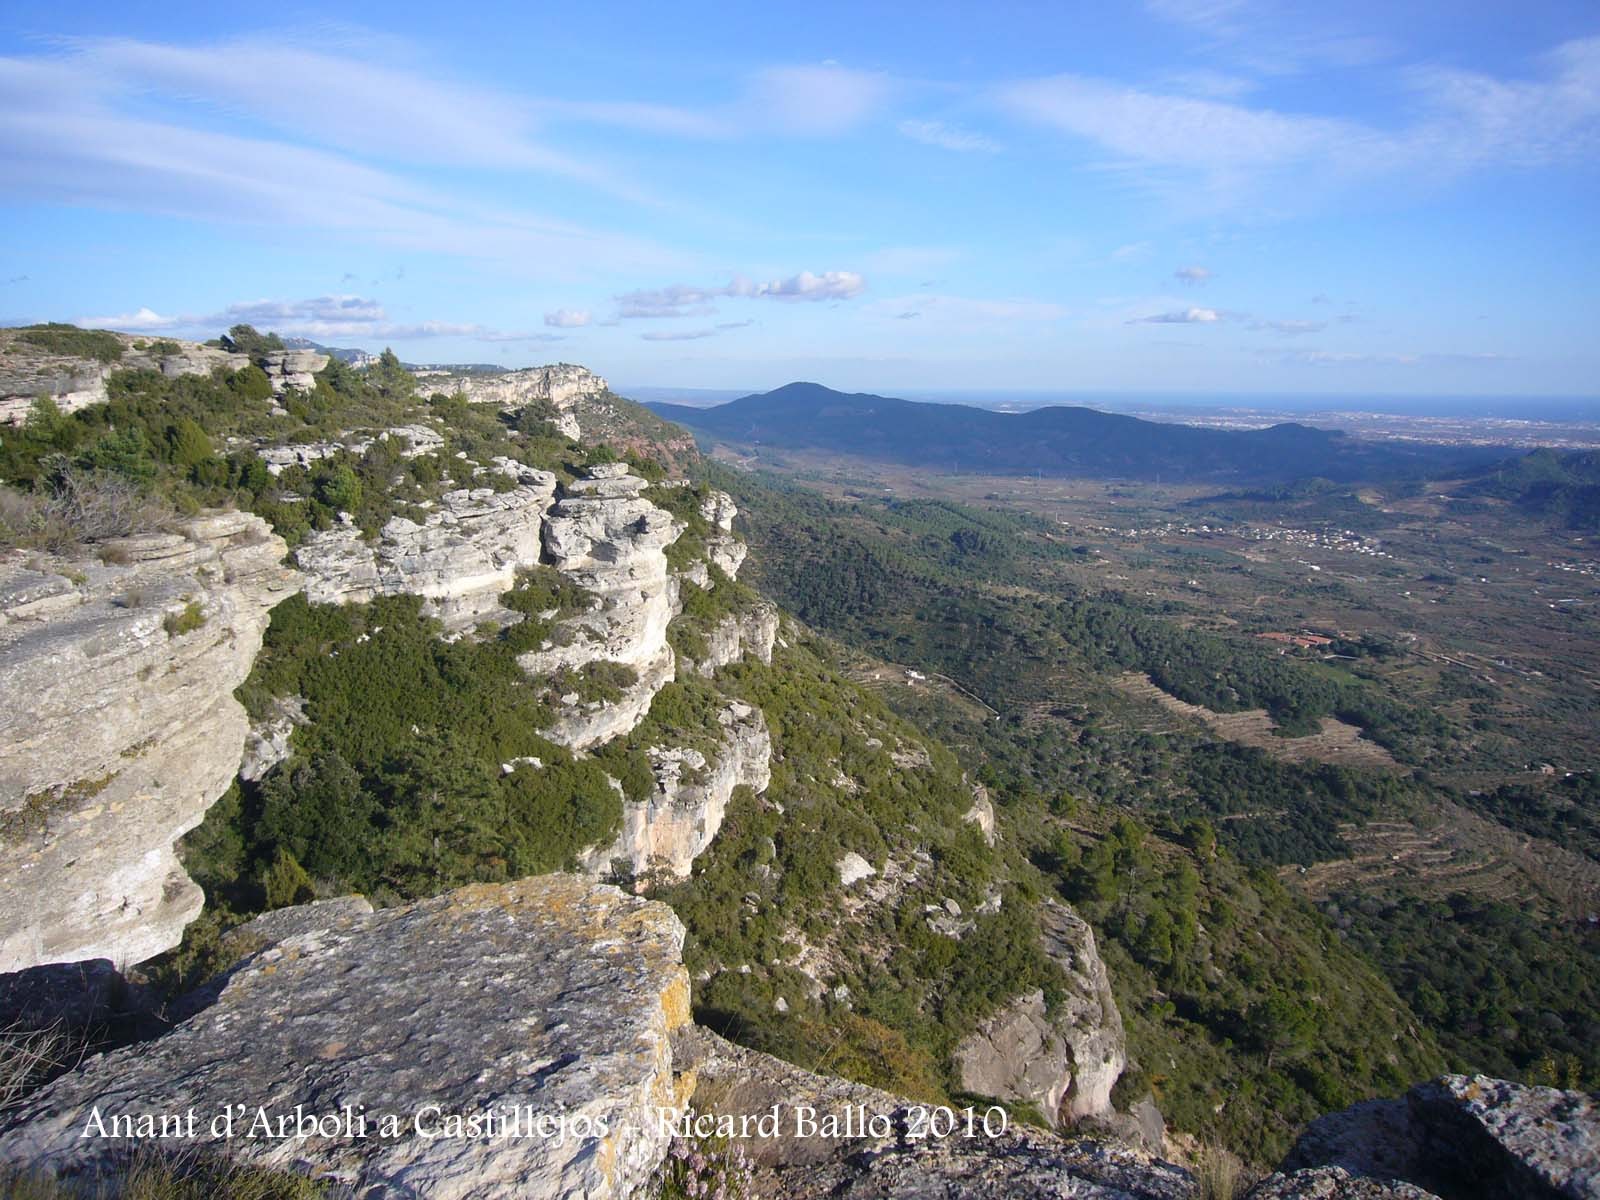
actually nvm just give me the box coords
[0,876,692,1200]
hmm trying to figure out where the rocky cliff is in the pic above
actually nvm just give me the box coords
[525,464,685,750]
[295,467,557,629]
[0,876,693,1200]
[412,363,606,439]
[0,512,298,972]
[951,899,1126,1126]
[584,699,773,881]
[0,331,247,424]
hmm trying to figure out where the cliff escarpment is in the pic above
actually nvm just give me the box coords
[0,511,297,971]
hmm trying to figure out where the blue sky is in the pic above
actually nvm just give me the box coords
[2,0,1597,397]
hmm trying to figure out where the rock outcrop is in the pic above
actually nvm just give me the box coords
[0,512,298,972]
[0,332,246,424]
[295,469,557,629]
[953,898,1126,1127]
[257,348,329,393]
[678,1025,1194,1200]
[0,876,694,1200]
[524,465,683,750]
[412,364,606,440]
[584,700,772,881]
[1269,1073,1600,1200]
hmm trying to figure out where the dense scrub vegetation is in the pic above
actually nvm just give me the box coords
[188,587,619,911]
[0,328,595,552]
[1327,890,1600,1086]
[659,632,1065,1104]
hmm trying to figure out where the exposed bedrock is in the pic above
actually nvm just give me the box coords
[0,876,694,1200]
[294,468,557,629]
[584,699,772,882]
[952,898,1126,1127]
[0,512,298,972]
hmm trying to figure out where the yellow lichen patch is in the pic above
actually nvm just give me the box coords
[659,970,692,1031]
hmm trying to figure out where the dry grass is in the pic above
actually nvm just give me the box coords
[0,1148,331,1200]
[0,1022,74,1114]
[1195,1143,1244,1200]
[0,469,172,555]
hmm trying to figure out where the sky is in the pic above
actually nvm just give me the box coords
[1,0,1598,398]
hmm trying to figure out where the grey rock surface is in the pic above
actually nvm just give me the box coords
[412,364,605,440]
[583,700,772,881]
[953,899,1126,1127]
[0,512,298,971]
[1284,1074,1600,1200]
[0,876,694,1200]
[1249,1166,1444,1199]
[296,472,556,629]
[678,1026,1192,1200]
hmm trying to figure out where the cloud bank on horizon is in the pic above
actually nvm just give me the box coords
[1,0,1597,395]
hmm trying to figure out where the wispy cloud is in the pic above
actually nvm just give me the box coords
[1250,317,1325,335]
[642,329,717,341]
[78,295,551,344]
[1174,265,1213,283]
[1128,306,1222,324]
[1269,348,1511,366]
[898,119,1000,153]
[998,38,1600,208]
[748,63,893,135]
[0,38,681,276]
[616,270,866,318]
[544,309,592,328]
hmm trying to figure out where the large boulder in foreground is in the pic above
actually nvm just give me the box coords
[0,511,297,972]
[0,876,694,1200]
[1269,1073,1599,1200]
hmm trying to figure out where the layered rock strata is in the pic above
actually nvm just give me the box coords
[583,700,772,881]
[523,465,683,750]
[412,364,606,440]
[0,512,298,971]
[0,335,247,424]
[952,898,1126,1126]
[0,876,693,1200]
[295,468,556,629]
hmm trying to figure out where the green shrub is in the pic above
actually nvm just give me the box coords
[163,600,206,637]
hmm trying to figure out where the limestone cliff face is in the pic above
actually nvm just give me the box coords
[684,602,779,676]
[584,700,772,881]
[294,467,557,629]
[952,898,1126,1126]
[412,363,606,440]
[0,877,694,1200]
[0,333,247,425]
[0,512,298,972]
[523,465,684,750]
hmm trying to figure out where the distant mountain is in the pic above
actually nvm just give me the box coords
[648,381,1507,484]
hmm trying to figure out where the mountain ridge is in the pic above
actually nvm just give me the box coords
[649,381,1506,483]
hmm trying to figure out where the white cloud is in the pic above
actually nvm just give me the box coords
[544,309,592,328]
[1174,265,1213,283]
[616,270,866,318]
[79,306,181,331]
[897,119,1000,153]
[1268,349,1510,367]
[999,39,1600,207]
[642,329,717,341]
[79,295,549,344]
[748,64,893,135]
[1128,307,1222,324]
[0,41,681,278]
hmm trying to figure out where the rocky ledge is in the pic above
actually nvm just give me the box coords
[411,364,606,440]
[0,876,694,1200]
[525,465,684,750]
[0,512,298,972]
[1269,1072,1600,1199]
[952,898,1127,1127]
[295,468,557,629]
[584,699,773,882]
